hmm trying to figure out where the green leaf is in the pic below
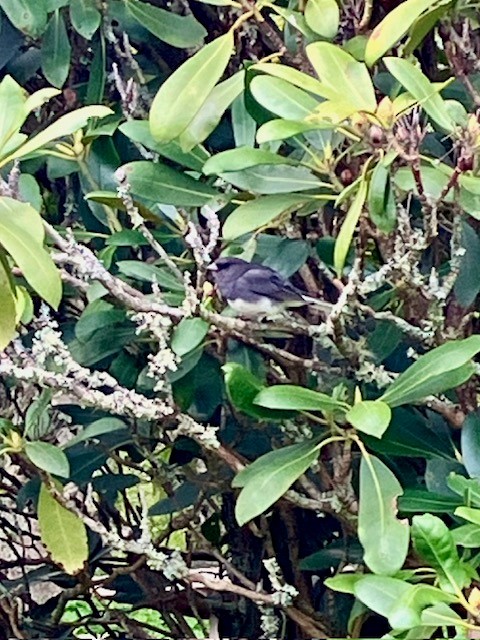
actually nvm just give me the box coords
[254,384,348,413]
[252,62,333,99]
[334,177,368,275]
[41,11,72,89]
[447,473,480,506]
[119,120,209,172]
[37,482,88,574]
[368,161,397,233]
[171,318,209,357]
[250,76,319,119]
[70,0,101,39]
[256,119,326,143]
[384,57,454,132]
[150,31,233,144]
[358,453,409,575]
[398,490,462,514]
[233,439,320,525]
[365,0,439,66]
[126,0,206,48]
[231,95,256,147]
[0,0,47,37]
[325,573,363,593]
[451,524,480,548]
[0,76,27,156]
[305,0,339,39]
[121,161,220,206]
[204,147,295,176]
[0,256,16,350]
[0,106,114,167]
[454,222,480,308]
[24,389,54,441]
[179,71,244,151]
[380,336,480,407]
[222,194,312,242]
[461,411,480,478]
[455,506,480,525]
[346,400,391,438]
[66,417,127,447]
[220,165,327,195]
[420,603,462,627]
[223,363,292,420]
[412,514,471,593]
[25,441,69,478]
[404,1,452,56]
[306,42,377,112]
[0,197,62,308]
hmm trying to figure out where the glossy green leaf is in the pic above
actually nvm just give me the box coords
[179,71,244,151]
[358,453,409,575]
[70,0,101,40]
[398,490,461,514]
[324,573,363,594]
[306,42,377,112]
[66,417,127,447]
[451,524,480,548]
[203,147,294,176]
[41,11,71,89]
[0,198,62,308]
[171,318,210,357]
[24,389,54,441]
[384,57,454,132]
[233,439,321,524]
[252,62,334,99]
[420,603,463,627]
[455,506,480,525]
[223,363,292,420]
[0,76,27,156]
[305,0,339,39]
[25,441,69,478]
[412,514,470,593]
[121,161,220,206]
[346,400,392,438]
[0,0,47,37]
[368,161,397,233]
[254,384,349,413]
[222,194,311,241]
[250,76,319,119]
[256,119,326,143]
[220,164,326,195]
[150,31,233,143]
[380,336,480,407]
[334,177,368,275]
[126,0,206,48]
[38,482,88,574]
[447,473,480,506]
[365,0,438,66]
[0,106,113,167]
[0,256,16,350]
[231,95,256,147]
[404,1,452,56]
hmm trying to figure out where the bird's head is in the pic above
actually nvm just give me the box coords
[207,257,248,273]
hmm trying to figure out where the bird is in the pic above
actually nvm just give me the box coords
[208,257,332,318]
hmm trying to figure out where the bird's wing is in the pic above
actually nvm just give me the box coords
[235,266,304,302]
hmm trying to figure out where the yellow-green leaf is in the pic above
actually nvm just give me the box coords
[0,197,62,308]
[38,482,88,575]
[0,255,17,350]
[305,0,339,39]
[365,0,439,66]
[334,177,368,275]
[150,31,234,144]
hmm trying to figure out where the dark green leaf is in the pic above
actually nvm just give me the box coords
[0,0,47,37]
[41,11,71,88]
[398,490,462,514]
[454,222,480,308]
[461,411,480,478]
[171,318,209,357]
[70,0,101,39]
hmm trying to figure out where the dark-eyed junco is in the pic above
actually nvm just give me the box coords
[208,257,331,318]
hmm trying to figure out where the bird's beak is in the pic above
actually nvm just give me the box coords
[206,262,218,271]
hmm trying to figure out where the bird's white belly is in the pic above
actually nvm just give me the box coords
[227,296,279,317]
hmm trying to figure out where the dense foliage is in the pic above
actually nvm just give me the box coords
[1,0,480,637]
